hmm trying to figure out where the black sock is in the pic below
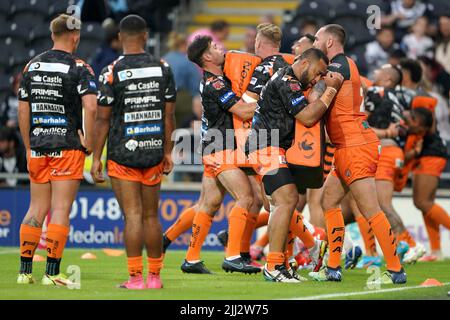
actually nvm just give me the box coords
[45,257,61,276]
[20,257,33,274]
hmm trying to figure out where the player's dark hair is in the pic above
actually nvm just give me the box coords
[299,48,329,65]
[187,35,212,68]
[210,20,229,32]
[400,58,422,83]
[303,33,317,43]
[376,26,395,35]
[119,14,147,34]
[413,107,433,130]
[324,24,346,46]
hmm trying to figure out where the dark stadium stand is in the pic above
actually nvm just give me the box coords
[0,0,105,100]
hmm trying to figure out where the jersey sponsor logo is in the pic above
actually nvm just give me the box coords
[28,62,70,74]
[289,82,301,92]
[255,66,263,72]
[30,150,62,158]
[124,110,162,122]
[126,81,160,91]
[31,88,62,97]
[32,115,67,126]
[219,91,235,104]
[89,81,97,90]
[124,96,161,105]
[125,123,162,136]
[118,67,163,82]
[291,96,305,106]
[249,77,257,85]
[32,127,67,136]
[212,80,225,90]
[31,103,65,114]
[31,75,63,84]
[19,88,28,99]
[125,138,163,152]
[329,62,342,69]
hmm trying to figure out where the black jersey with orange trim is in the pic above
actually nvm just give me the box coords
[246,66,308,153]
[18,49,97,153]
[200,70,240,156]
[366,86,407,148]
[247,55,289,96]
[325,53,379,148]
[395,87,447,158]
[97,53,176,168]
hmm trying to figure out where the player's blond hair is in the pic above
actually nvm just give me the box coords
[50,14,81,36]
[256,23,282,47]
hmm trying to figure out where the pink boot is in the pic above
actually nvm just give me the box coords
[146,274,163,289]
[118,275,146,290]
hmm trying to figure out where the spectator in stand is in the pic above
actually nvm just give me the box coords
[436,14,450,74]
[366,27,400,77]
[382,0,427,40]
[0,73,21,129]
[401,16,434,59]
[418,56,450,101]
[0,127,27,187]
[164,32,201,98]
[418,58,450,145]
[180,95,202,130]
[91,24,121,78]
[188,20,230,51]
[240,27,257,54]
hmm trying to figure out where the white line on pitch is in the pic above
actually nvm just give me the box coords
[290,282,450,300]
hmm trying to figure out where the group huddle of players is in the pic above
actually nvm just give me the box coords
[15,12,450,289]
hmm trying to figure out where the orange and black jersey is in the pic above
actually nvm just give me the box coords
[246,66,308,153]
[200,70,240,156]
[366,86,407,148]
[18,49,97,153]
[325,53,378,148]
[98,53,176,168]
[396,87,447,159]
[247,54,289,96]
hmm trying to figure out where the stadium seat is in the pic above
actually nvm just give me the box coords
[332,1,376,49]
[0,0,10,23]
[10,0,48,24]
[75,41,99,63]
[81,23,105,42]
[425,0,450,20]
[0,22,30,45]
[347,44,368,77]
[29,24,51,44]
[47,0,77,20]
[294,0,335,25]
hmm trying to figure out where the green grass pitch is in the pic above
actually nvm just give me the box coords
[1,247,449,300]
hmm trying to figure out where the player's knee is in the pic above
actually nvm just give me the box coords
[236,194,253,211]
[413,197,432,213]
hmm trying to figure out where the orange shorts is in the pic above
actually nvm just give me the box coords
[413,156,447,177]
[248,146,288,177]
[28,149,85,184]
[107,160,164,186]
[375,145,404,182]
[331,142,380,186]
[202,149,238,178]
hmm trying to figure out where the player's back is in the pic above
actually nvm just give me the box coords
[325,54,378,148]
[19,49,96,153]
[98,53,176,168]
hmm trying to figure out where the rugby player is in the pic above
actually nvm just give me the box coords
[181,35,261,275]
[399,59,450,261]
[365,64,432,264]
[91,15,176,289]
[311,24,405,284]
[17,14,97,285]
[247,47,344,282]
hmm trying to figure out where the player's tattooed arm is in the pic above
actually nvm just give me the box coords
[307,80,326,102]
[229,100,257,121]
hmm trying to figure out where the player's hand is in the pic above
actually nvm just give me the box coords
[386,123,400,138]
[163,153,174,175]
[323,72,344,90]
[91,159,105,183]
[78,129,92,155]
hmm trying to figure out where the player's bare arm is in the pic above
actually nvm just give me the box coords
[228,100,257,121]
[79,94,97,155]
[164,101,176,174]
[91,106,112,183]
